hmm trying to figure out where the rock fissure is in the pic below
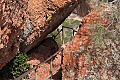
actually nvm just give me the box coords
[0,0,83,70]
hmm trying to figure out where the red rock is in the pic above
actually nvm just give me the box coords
[62,5,119,79]
[0,0,82,70]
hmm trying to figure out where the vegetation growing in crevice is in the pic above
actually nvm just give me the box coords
[0,52,30,79]
[48,18,81,44]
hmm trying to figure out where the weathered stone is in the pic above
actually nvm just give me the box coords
[62,5,119,80]
[27,37,60,79]
[20,0,82,53]
[0,0,28,70]
[0,0,82,69]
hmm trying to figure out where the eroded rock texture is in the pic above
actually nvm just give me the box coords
[0,0,82,69]
[27,37,60,79]
[0,0,28,70]
[62,5,119,80]
[20,0,82,53]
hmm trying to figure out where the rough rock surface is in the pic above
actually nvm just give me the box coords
[19,5,119,79]
[20,0,82,53]
[62,6,119,80]
[0,0,28,70]
[27,37,61,79]
[0,0,82,69]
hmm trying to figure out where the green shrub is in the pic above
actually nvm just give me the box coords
[0,52,30,79]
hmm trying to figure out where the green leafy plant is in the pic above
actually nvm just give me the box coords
[0,52,30,79]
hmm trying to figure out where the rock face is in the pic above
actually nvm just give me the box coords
[27,37,60,79]
[76,0,90,17]
[62,5,119,80]
[0,0,28,70]
[20,0,82,53]
[34,37,59,56]
[0,0,82,69]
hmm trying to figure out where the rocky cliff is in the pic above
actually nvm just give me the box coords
[0,0,82,69]
[0,0,28,70]
[62,4,119,80]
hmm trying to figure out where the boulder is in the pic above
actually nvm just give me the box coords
[0,0,82,69]
[62,5,119,80]
[0,0,28,70]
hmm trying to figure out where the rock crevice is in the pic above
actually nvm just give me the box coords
[0,0,82,69]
